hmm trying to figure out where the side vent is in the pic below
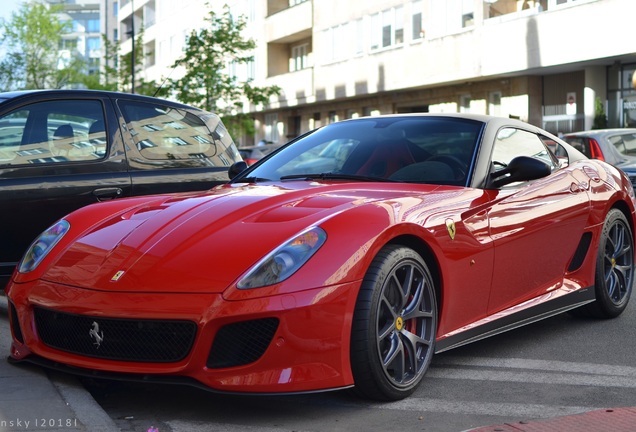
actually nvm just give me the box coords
[568,232,592,272]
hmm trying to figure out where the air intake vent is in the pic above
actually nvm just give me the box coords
[207,318,279,369]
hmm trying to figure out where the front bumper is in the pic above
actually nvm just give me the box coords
[6,278,360,394]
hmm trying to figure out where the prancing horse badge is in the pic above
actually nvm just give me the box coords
[445,219,456,240]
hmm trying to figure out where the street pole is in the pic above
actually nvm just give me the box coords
[130,0,135,94]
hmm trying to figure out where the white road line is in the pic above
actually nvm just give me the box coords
[427,356,636,388]
[378,398,598,419]
[434,356,636,377]
[427,367,636,388]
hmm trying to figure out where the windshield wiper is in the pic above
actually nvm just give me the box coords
[280,173,394,182]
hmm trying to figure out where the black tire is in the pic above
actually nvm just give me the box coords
[350,245,437,401]
[572,209,634,318]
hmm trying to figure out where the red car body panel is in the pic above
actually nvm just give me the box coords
[6,114,636,397]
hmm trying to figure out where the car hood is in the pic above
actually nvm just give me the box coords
[42,181,448,293]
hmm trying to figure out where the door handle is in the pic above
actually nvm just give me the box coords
[93,187,123,201]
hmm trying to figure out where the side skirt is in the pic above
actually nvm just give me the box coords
[434,286,596,354]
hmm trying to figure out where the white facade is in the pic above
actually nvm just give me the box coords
[47,0,102,79]
[117,0,636,145]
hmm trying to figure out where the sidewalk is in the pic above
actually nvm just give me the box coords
[0,295,118,432]
[467,406,636,431]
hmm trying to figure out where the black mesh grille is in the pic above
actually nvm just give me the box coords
[9,301,24,343]
[34,307,197,363]
[207,318,279,369]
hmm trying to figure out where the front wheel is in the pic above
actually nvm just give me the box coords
[573,209,634,318]
[350,245,437,401]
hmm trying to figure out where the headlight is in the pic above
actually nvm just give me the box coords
[18,220,70,273]
[238,227,327,289]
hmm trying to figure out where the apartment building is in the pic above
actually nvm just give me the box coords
[47,0,103,79]
[117,0,636,145]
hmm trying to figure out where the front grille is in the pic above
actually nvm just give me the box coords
[207,318,279,369]
[34,307,197,363]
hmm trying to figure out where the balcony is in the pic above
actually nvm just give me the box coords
[265,0,312,43]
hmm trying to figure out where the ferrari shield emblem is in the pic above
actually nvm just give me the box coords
[445,219,456,240]
[111,270,125,282]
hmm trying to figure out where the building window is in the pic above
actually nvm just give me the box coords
[113,1,118,17]
[412,0,423,40]
[429,0,474,38]
[87,37,101,56]
[290,43,308,72]
[87,19,100,33]
[371,6,405,50]
[354,19,364,55]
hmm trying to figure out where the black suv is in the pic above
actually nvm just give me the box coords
[0,89,242,286]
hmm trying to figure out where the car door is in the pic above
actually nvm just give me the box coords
[0,94,132,282]
[485,127,591,313]
[114,97,241,195]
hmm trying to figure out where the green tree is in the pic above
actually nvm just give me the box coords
[168,4,280,138]
[592,97,608,129]
[0,1,88,89]
[81,28,164,97]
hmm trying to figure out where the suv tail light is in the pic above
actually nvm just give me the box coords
[588,138,604,161]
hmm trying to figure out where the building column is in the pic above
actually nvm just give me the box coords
[584,66,606,130]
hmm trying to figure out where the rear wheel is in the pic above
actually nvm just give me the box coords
[350,245,437,401]
[572,209,634,318]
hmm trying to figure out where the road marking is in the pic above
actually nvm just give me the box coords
[428,356,636,388]
[378,398,597,419]
[434,356,636,377]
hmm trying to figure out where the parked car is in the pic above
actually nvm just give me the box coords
[562,128,636,188]
[238,144,282,165]
[6,114,635,402]
[0,89,242,287]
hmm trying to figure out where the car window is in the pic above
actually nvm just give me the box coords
[0,100,107,166]
[609,132,636,156]
[118,100,237,167]
[562,136,592,158]
[492,127,558,173]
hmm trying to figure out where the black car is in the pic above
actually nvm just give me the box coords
[0,89,242,287]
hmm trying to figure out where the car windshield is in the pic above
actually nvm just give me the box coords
[238,116,484,186]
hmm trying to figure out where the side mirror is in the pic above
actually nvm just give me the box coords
[228,161,248,180]
[490,156,551,188]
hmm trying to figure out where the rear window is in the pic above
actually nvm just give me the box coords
[118,99,238,167]
[562,136,593,158]
[608,132,636,156]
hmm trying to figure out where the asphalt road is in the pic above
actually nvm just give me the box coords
[78,301,636,432]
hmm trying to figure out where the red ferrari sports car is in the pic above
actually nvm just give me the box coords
[6,114,635,401]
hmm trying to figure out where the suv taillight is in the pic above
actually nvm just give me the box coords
[588,138,604,161]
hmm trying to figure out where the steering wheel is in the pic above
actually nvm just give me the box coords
[427,155,467,180]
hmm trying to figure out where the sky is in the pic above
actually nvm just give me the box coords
[1,0,22,29]
[1,0,21,21]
